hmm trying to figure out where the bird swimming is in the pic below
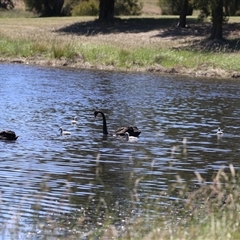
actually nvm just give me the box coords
[71,116,78,125]
[217,127,223,134]
[94,110,141,137]
[125,132,138,142]
[59,127,71,135]
[0,130,18,140]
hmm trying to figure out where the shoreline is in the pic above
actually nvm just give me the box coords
[1,55,240,80]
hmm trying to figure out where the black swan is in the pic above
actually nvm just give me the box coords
[59,127,71,135]
[94,110,141,137]
[0,130,18,140]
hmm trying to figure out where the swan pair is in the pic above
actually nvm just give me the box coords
[94,110,141,137]
[0,130,18,140]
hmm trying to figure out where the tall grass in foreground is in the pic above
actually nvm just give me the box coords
[26,164,240,239]
[86,164,240,240]
[1,151,240,240]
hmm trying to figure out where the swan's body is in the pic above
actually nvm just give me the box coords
[94,110,141,137]
[59,127,71,135]
[125,132,138,142]
[71,116,78,125]
[0,130,18,140]
[217,127,223,135]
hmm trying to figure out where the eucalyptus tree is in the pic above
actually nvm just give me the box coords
[98,0,115,20]
[177,0,189,27]
[224,0,240,15]
[161,0,240,39]
[193,0,224,39]
[99,0,142,20]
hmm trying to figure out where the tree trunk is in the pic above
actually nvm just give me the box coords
[99,0,115,21]
[210,0,223,40]
[177,0,188,28]
[43,0,52,16]
[52,0,64,16]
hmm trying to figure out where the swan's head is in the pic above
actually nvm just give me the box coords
[125,132,130,140]
[72,116,78,124]
[94,111,99,118]
[217,127,223,134]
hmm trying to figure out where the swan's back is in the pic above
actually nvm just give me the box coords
[0,130,18,140]
[115,126,141,137]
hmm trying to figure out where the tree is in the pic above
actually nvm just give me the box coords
[224,0,240,15]
[193,0,225,40]
[210,0,223,39]
[24,0,64,16]
[0,0,14,9]
[98,0,115,20]
[177,0,189,27]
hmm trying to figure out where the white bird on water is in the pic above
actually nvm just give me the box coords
[125,132,138,142]
[217,127,223,135]
[71,116,78,125]
[59,127,71,136]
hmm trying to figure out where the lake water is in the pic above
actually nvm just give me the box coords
[1,63,240,238]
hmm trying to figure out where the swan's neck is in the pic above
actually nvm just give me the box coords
[125,133,129,141]
[100,112,108,135]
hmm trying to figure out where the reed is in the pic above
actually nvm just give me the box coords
[1,149,240,240]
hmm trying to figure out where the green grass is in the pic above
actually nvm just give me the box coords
[0,15,240,77]
[1,33,240,74]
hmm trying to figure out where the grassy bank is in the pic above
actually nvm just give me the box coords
[0,16,240,78]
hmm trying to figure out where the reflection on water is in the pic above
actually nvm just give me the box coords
[1,63,240,237]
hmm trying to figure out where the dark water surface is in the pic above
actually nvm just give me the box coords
[1,63,240,238]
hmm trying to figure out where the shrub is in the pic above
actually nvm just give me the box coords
[71,0,98,16]
[115,0,142,16]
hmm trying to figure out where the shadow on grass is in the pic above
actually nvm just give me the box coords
[154,22,240,52]
[179,38,240,52]
[57,18,240,52]
[57,17,197,35]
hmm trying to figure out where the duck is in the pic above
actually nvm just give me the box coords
[217,127,223,134]
[125,132,138,142]
[0,130,18,140]
[71,116,78,125]
[59,127,71,136]
[94,110,141,137]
